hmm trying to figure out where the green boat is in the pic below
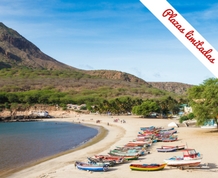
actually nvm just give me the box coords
[108,149,140,160]
[124,155,139,161]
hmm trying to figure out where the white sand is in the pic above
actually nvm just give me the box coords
[7,114,218,178]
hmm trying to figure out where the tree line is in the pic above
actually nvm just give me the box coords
[188,78,218,128]
[94,96,185,117]
[0,89,103,112]
[1,76,217,129]
[0,89,185,118]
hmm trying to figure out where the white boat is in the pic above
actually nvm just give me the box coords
[201,119,217,129]
[164,149,202,167]
[157,145,185,152]
[201,124,217,129]
[75,161,108,172]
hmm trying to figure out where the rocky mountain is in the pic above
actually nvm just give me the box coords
[0,22,75,70]
[148,82,194,95]
[0,22,150,86]
[85,70,149,85]
[0,22,192,96]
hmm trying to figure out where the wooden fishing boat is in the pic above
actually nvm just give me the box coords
[114,146,146,155]
[115,145,143,150]
[106,155,139,161]
[124,155,139,161]
[137,133,154,138]
[128,141,151,145]
[108,151,139,160]
[116,145,144,149]
[162,145,185,150]
[162,138,177,142]
[109,147,145,156]
[157,145,185,152]
[130,163,167,171]
[164,149,202,167]
[158,128,176,135]
[140,126,156,131]
[94,155,125,164]
[157,146,177,152]
[124,143,147,147]
[108,149,141,157]
[87,157,115,167]
[128,140,152,147]
[75,161,108,172]
[161,135,178,142]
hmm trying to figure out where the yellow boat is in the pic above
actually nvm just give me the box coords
[130,163,166,171]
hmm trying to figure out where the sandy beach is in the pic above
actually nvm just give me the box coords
[6,114,218,178]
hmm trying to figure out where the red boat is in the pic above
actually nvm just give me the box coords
[125,143,147,147]
[127,140,152,147]
[94,155,125,164]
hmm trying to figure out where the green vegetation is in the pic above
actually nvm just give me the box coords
[0,68,189,119]
[179,113,195,123]
[0,68,181,98]
[0,89,102,107]
[131,96,182,118]
[0,68,92,79]
[93,97,143,115]
[132,100,159,117]
[188,78,218,128]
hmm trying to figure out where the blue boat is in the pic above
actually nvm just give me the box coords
[75,161,108,172]
[140,126,156,131]
[156,146,177,152]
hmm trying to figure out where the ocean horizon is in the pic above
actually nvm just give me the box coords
[0,121,98,173]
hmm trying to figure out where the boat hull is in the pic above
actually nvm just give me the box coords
[108,151,140,157]
[157,145,185,152]
[164,159,202,167]
[94,155,125,164]
[75,161,108,172]
[124,156,139,161]
[162,138,178,142]
[157,147,177,152]
[108,152,139,160]
[130,163,166,171]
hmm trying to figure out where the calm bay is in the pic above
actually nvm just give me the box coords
[0,121,98,174]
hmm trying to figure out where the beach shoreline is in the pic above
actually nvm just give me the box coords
[6,114,218,178]
[1,116,110,178]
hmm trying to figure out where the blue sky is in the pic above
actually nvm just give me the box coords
[1,0,218,85]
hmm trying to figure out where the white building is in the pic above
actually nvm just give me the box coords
[31,111,49,117]
[184,106,193,113]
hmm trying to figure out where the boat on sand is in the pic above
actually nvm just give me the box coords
[75,161,108,172]
[157,145,185,152]
[87,157,115,167]
[164,149,202,167]
[130,163,166,171]
[94,155,125,164]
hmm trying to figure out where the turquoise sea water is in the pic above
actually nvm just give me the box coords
[0,121,98,173]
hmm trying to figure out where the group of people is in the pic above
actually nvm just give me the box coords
[113,118,126,123]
